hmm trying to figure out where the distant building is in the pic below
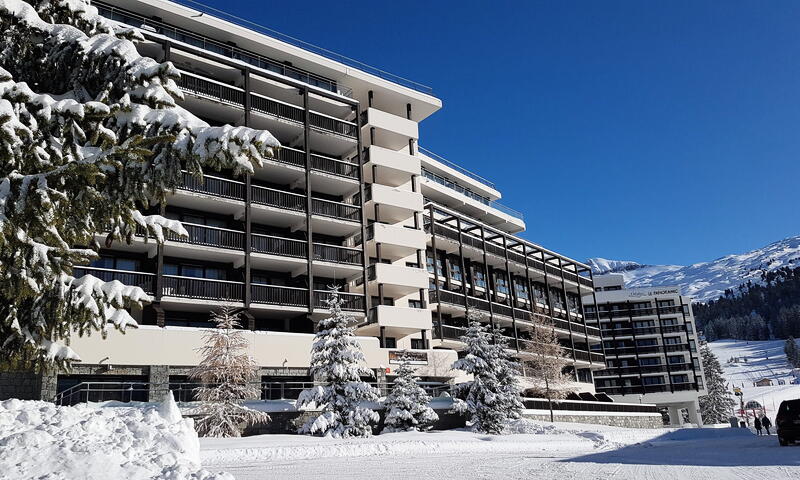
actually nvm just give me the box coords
[754,378,773,387]
[583,274,706,426]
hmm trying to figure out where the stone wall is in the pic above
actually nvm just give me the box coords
[522,411,663,429]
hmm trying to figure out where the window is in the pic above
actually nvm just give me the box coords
[689,340,697,352]
[90,255,140,271]
[495,276,508,295]
[450,263,462,282]
[383,337,397,349]
[640,357,661,366]
[604,285,622,291]
[696,377,704,389]
[663,336,681,345]
[406,262,420,268]
[643,376,664,385]
[660,318,678,326]
[668,355,684,364]
[371,296,394,306]
[473,269,486,289]
[408,299,423,309]
[633,320,654,328]
[671,374,689,384]
[514,281,529,300]
[164,263,225,280]
[576,368,592,383]
[658,299,675,308]
[411,338,426,350]
[636,338,658,346]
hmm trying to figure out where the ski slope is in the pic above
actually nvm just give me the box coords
[708,339,800,418]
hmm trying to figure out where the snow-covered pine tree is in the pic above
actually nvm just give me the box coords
[297,286,379,437]
[520,315,572,422]
[452,311,523,434]
[188,307,270,437]
[0,0,278,366]
[382,350,439,433]
[698,343,736,424]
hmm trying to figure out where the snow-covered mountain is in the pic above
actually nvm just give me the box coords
[588,236,800,302]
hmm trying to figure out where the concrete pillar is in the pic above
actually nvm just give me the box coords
[667,405,684,427]
[686,400,703,426]
[148,365,170,402]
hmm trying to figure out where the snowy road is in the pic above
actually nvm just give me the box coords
[200,421,800,480]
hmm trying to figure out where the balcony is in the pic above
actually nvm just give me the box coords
[363,145,420,187]
[72,267,155,295]
[364,223,427,261]
[177,71,357,140]
[366,263,428,296]
[361,107,418,150]
[250,284,307,309]
[361,305,432,334]
[162,275,243,303]
[312,290,366,312]
[365,184,423,223]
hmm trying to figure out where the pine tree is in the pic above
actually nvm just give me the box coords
[0,0,279,367]
[297,286,379,438]
[785,337,799,368]
[188,307,270,437]
[382,351,439,433]
[520,316,572,422]
[452,311,523,434]
[698,343,736,424]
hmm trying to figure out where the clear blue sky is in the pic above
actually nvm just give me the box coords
[202,0,800,266]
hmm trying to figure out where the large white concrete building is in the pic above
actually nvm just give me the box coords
[583,274,707,425]
[7,0,608,404]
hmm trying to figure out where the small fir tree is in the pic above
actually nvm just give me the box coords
[520,316,573,422]
[698,343,736,424]
[189,307,270,437]
[297,286,379,438]
[785,337,799,368]
[0,0,278,367]
[452,311,523,434]
[382,351,439,433]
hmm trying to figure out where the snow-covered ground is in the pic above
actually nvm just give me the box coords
[0,397,232,480]
[709,339,800,418]
[200,419,800,479]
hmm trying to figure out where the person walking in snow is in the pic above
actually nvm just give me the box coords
[761,415,772,435]
[753,416,762,435]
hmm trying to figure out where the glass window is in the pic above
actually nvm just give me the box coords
[91,256,115,269]
[116,258,138,272]
[495,276,508,294]
[663,336,681,345]
[163,264,179,276]
[450,263,462,282]
[643,376,664,385]
[384,337,396,349]
[182,265,205,278]
[411,338,426,350]
[474,269,486,288]
[640,357,661,366]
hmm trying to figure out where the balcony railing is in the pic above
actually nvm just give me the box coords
[251,185,306,212]
[310,153,359,179]
[180,171,245,200]
[177,71,357,139]
[313,290,365,312]
[72,267,156,295]
[313,244,363,265]
[585,305,688,320]
[167,223,244,250]
[251,284,307,307]
[251,234,307,258]
[162,275,243,302]
[94,1,354,97]
[311,198,360,222]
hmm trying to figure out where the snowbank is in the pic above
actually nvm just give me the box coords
[0,399,232,480]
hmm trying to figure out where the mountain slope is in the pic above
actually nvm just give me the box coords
[589,236,800,302]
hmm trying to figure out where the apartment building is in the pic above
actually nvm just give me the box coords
[583,274,707,425]
[5,0,605,404]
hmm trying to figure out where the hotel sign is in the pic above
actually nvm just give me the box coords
[627,287,680,298]
[388,350,428,365]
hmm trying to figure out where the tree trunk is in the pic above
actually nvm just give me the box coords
[545,377,553,422]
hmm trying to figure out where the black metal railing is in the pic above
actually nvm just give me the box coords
[251,185,306,211]
[72,267,156,294]
[162,276,243,302]
[167,223,244,250]
[311,198,360,222]
[251,284,307,307]
[310,153,359,179]
[180,171,245,200]
[313,290,365,312]
[522,397,658,414]
[313,244,363,265]
[251,234,307,258]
